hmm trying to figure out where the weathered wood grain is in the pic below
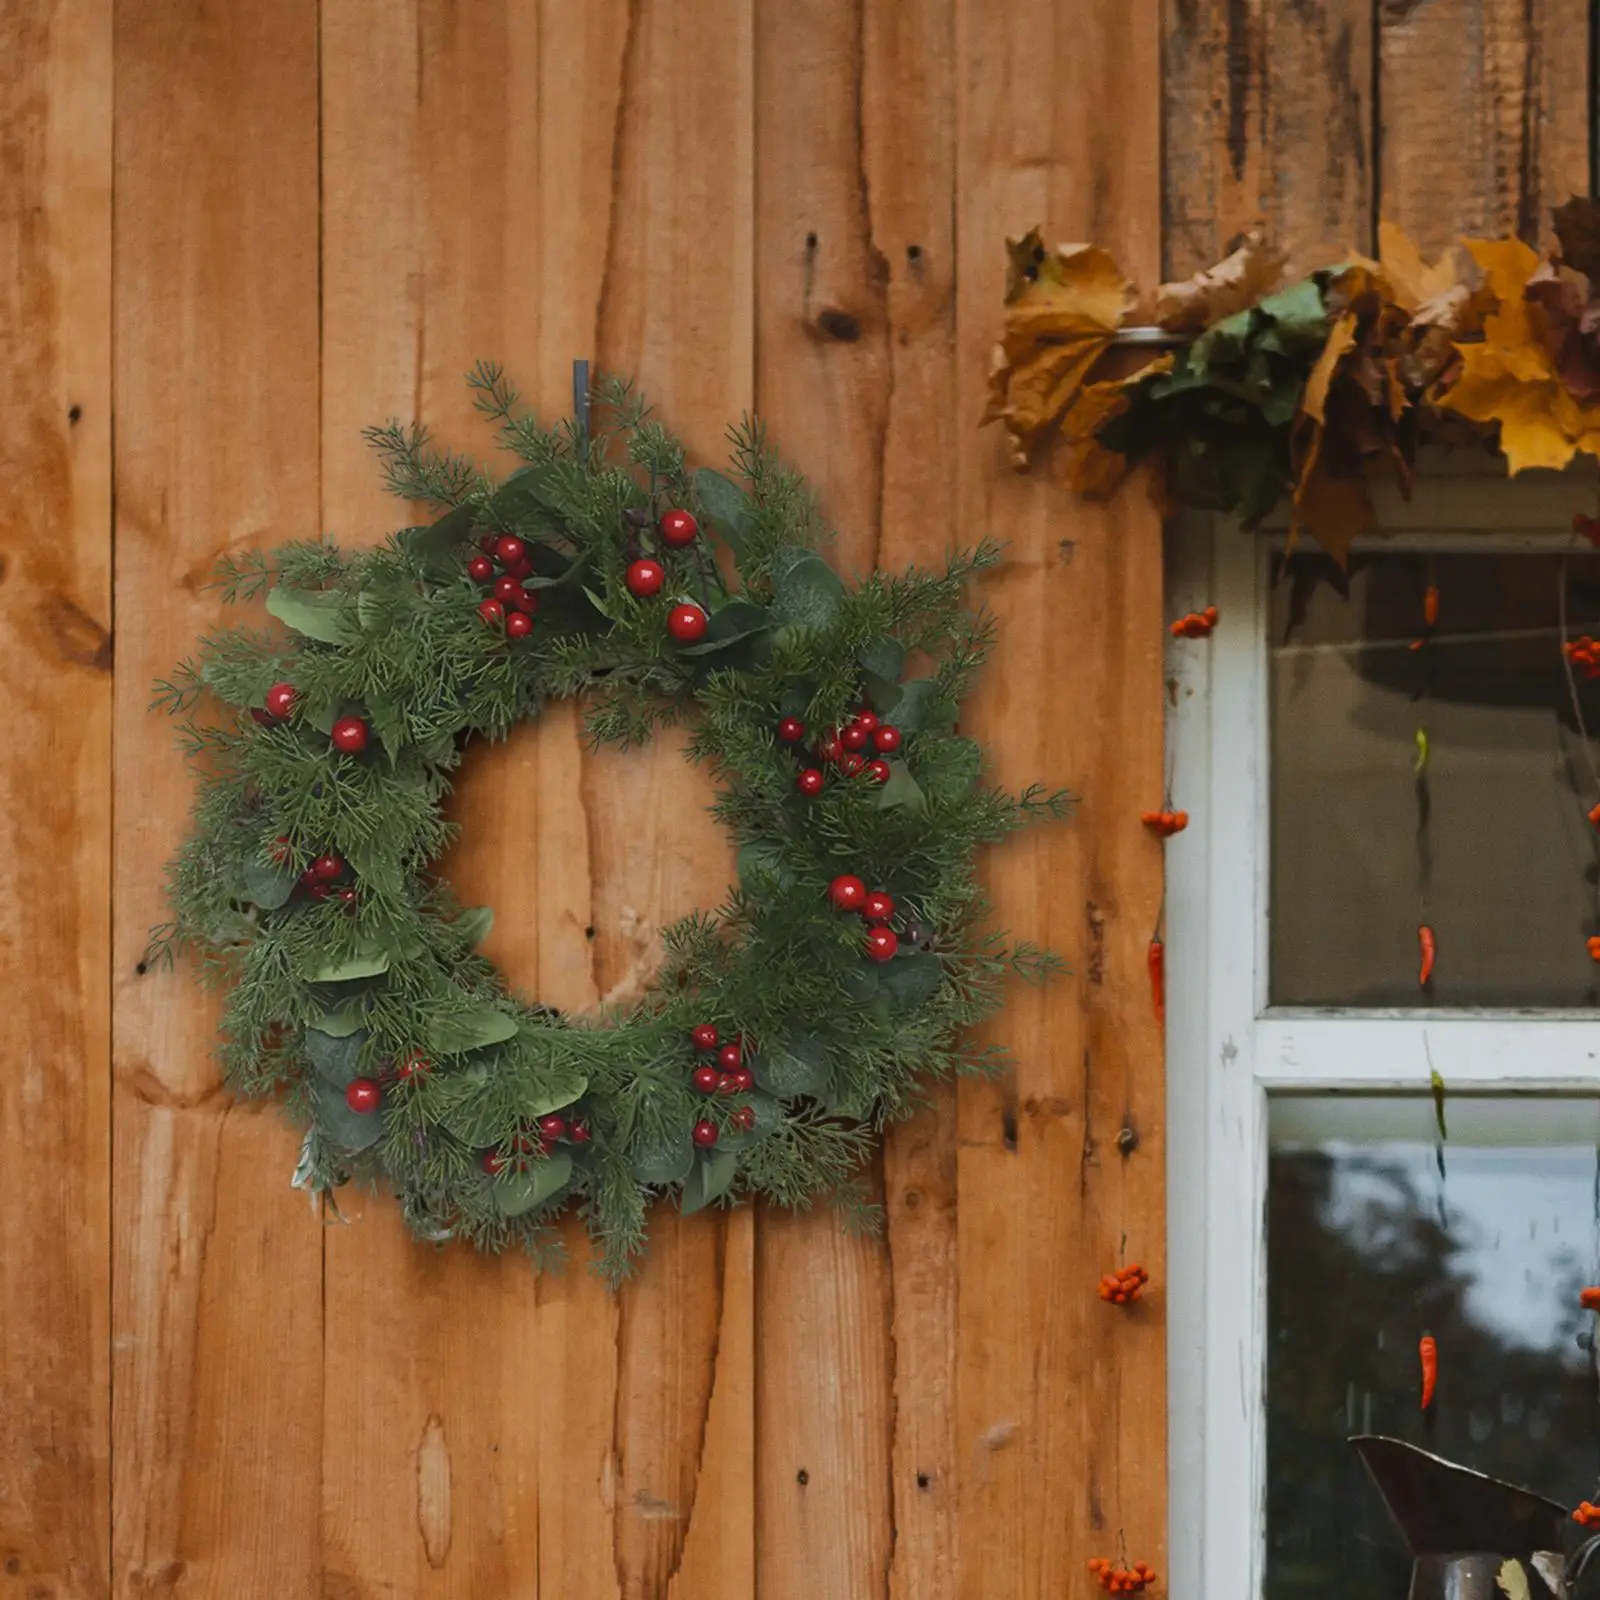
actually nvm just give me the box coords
[110,2,325,1593]
[0,1,111,1594]
[954,1,1166,1597]
[1380,0,1590,252]
[1164,0,1374,276]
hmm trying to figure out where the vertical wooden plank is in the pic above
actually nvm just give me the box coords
[111,2,325,1594]
[0,0,111,1593]
[318,3,756,1598]
[954,4,1166,1599]
[1163,0,1375,276]
[1380,0,1590,254]
[752,0,960,1594]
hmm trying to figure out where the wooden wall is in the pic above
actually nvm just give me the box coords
[6,0,1587,1595]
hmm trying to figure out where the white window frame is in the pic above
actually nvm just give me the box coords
[1164,469,1600,1599]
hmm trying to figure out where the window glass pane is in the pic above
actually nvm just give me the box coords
[1270,548,1600,1007]
[1265,1096,1600,1600]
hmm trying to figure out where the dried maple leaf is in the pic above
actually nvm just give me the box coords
[1553,195,1600,279]
[1438,236,1600,473]
[1059,357,1173,498]
[1525,259,1600,402]
[1377,220,1462,311]
[984,229,1133,467]
[1153,233,1287,333]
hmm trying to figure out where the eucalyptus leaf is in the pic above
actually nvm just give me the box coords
[771,555,845,630]
[314,1007,367,1038]
[265,587,351,646]
[491,1152,573,1217]
[304,947,391,983]
[305,1027,366,1084]
[876,763,926,814]
[426,1008,519,1055]
[916,737,982,799]
[453,906,494,946]
[752,1030,830,1097]
[694,466,755,555]
[676,598,770,657]
[243,857,296,911]
[631,1131,696,1186]
[679,1147,738,1214]
[879,950,944,1009]
[515,1064,588,1120]
[314,1077,385,1151]
[721,1089,783,1147]
[737,839,794,893]
[581,585,618,622]
[399,503,477,576]
[858,637,906,682]
[888,678,957,735]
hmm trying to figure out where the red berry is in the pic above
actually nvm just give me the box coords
[866,759,891,784]
[796,768,825,797]
[570,1122,592,1144]
[537,1113,567,1140]
[865,927,899,962]
[863,891,895,923]
[829,874,867,910]
[692,1065,721,1094]
[659,508,698,547]
[626,558,665,597]
[495,536,526,565]
[733,1105,756,1131]
[345,1078,382,1113]
[467,555,494,581]
[306,883,331,902]
[840,752,865,776]
[730,1067,754,1093]
[270,835,293,863]
[312,854,343,881]
[478,598,505,626]
[873,724,902,753]
[510,586,538,614]
[482,1150,507,1176]
[331,717,368,753]
[506,612,534,638]
[503,555,534,580]
[716,1073,741,1095]
[494,575,523,604]
[397,1051,431,1080]
[777,716,805,744]
[841,724,868,751]
[818,732,843,762]
[264,681,297,719]
[479,533,500,554]
[667,603,708,642]
[717,1042,743,1071]
[692,1119,719,1148]
[854,709,880,733]
[692,1023,719,1050]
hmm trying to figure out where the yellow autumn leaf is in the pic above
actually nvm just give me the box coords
[985,231,1132,466]
[1378,220,1461,311]
[1300,311,1360,425]
[1437,233,1600,472]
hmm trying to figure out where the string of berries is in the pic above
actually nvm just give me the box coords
[1566,635,1600,679]
[1097,1263,1149,1305]
[1140,808,1187,837]
[1169,604,1218,639]
[1087,1559,1158,1594]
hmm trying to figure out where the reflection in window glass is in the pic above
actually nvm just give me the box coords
[1270,549,1600,1007]
[1265,1097,1600,1600]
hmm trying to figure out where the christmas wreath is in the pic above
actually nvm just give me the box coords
[149,370,1068,1277]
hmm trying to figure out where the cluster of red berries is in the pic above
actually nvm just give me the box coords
[1097,1263,1149,1305]
[341,1049,440,1115]
[467,534,541,638]
[1087,1559,1157,1594]
[1169,604,1218,639]
[1140,808,1188,838]
[687,1025,757,1145]
[784,705,903,797]
[1575,1500,1600,1528]
[256,681,369,755]
[479,1112,592,1172]
[1567,635,1600,679]
[828,874,901,962]
[276,840,358,906]
[621,508,711,644]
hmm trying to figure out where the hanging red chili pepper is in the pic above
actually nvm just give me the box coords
[1418,925,1436,988]
[1419,1333,1437,1410]
[1423,585,1440,626]
[1148,936,1165,1026]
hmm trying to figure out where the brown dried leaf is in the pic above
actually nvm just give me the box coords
[1153,233,1287,333]
[1292,454,1377,568]
[1059,361,1171,498]
[1377,220,1462,311]
[1553,196,1600,279]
